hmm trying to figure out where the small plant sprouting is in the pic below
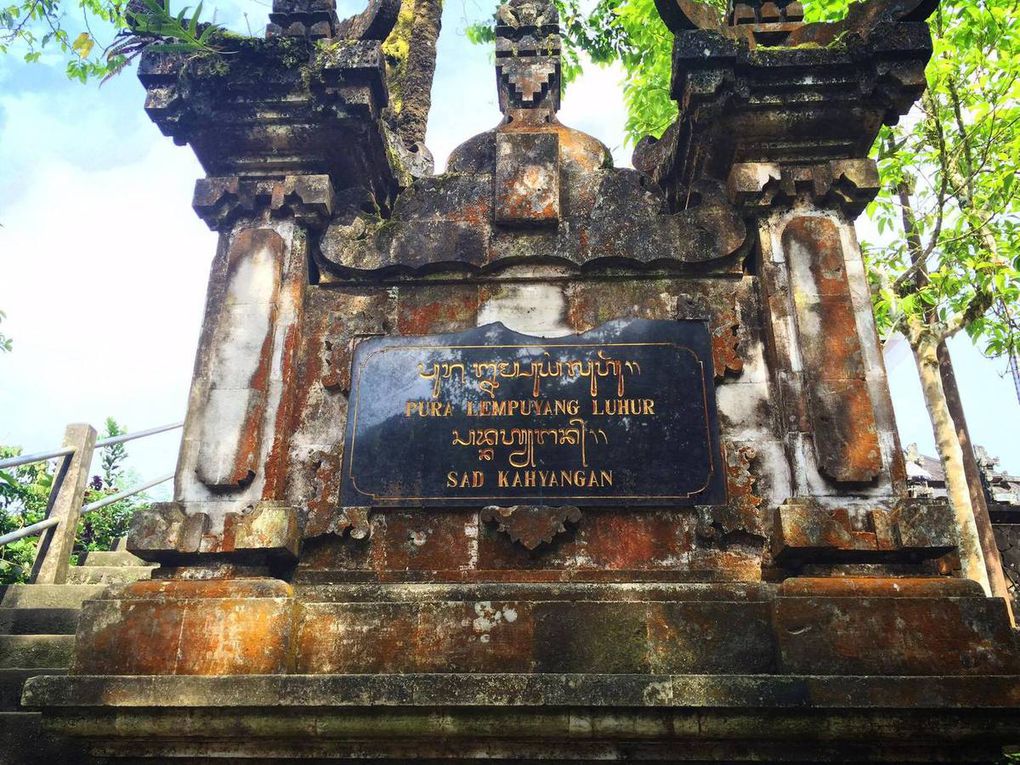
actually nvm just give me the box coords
[102,0,226,82]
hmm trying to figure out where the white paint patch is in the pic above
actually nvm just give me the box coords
[470,602,518,633]
[716,382,772,442]
[477,283,572,337]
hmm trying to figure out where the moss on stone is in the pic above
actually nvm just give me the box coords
[381,0,417,116]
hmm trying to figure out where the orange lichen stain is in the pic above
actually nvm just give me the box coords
[397,287,478,335]
[262,321,301,500]
[73,579,295,676]
[711,310,744,380]
[453,199,492,226]
[581,515,684,570]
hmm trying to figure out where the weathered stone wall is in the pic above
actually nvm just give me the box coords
[290,274,773,583]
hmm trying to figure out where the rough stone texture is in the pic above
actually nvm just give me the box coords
[772,497,958,565]
[494,132,560,225]
[26,0,1020,760]
[71,579,294,675]
[23,674,1020,761]
[782,215,882,483]
[195,228,284,489]
[30,580,1016,680]
[317,169,747,277]
[128,501,300,563]
[636,12,933,202]
[994,518,1020,609]
[480,505,582,550]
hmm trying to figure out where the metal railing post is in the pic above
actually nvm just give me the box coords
[30,423,98,584]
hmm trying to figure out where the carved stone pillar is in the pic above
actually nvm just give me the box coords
[131,177,334,569]
[635,0,964,571]
[124,2,401,576]
[729,160,902,493]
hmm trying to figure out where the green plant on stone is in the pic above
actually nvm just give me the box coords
[1,0,225,82]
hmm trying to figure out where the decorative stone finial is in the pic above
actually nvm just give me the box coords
[267,0,400,41]
[727,0,804,44]
[495,0,561,124]
[267,0,339,39]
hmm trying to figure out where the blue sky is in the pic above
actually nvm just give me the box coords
[1,0,1017,494]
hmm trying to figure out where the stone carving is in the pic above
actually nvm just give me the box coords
[654,0,934,46]
[128,501,301,562]
[772,496,958,564]
[195,229,284,489]
[137,27,400,201]
[697,444,765,544]
[638,0,936,200]
[728,160,881,218]
[305,504,372,540]
[313,0,749,277]
[267,0,401,42]
[192,176,336,232]
[481,504,582,550]
[782,215,882,484]
[495,0,561,118]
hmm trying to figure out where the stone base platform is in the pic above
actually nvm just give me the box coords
[19,577,1020,762]
[23,673,1020,762]
[39,578,1020,677]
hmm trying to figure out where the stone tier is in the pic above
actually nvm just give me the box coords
[23,577,1020,763]
[137,38,398,203]
[639,1,936,207]
[25,576,1020,760]
[50,578,1018,679]
[24,674,1020,761]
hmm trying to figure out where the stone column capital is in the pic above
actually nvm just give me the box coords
[127,501,301,567]
[193,174,336,232]
[727,159,880,218]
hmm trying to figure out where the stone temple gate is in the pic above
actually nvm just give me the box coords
[23,0,1020,760]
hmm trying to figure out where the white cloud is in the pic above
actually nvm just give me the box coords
[0,127,212,489]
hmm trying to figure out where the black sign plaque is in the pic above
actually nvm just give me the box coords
[340,319,725,507]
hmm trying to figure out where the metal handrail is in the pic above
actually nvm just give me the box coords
[80,473,174,515]
[0,422,183,471]
[0,471,176,547]
[95,422,184,449]
[0,422,182,557]
[0,517,59,547]
[0,447,75,471]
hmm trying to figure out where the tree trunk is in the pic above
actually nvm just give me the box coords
[382,0,443,149]
[910,331,991,594]
[937,340,1014,621]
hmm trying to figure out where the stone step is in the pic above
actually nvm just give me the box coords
[0,668,66,711]
[0,585,107,611]
[0,712,85,764]
[0,636,75,669]
[66,565,153,585]
[77,549,154,568]
[0,608,79,636]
